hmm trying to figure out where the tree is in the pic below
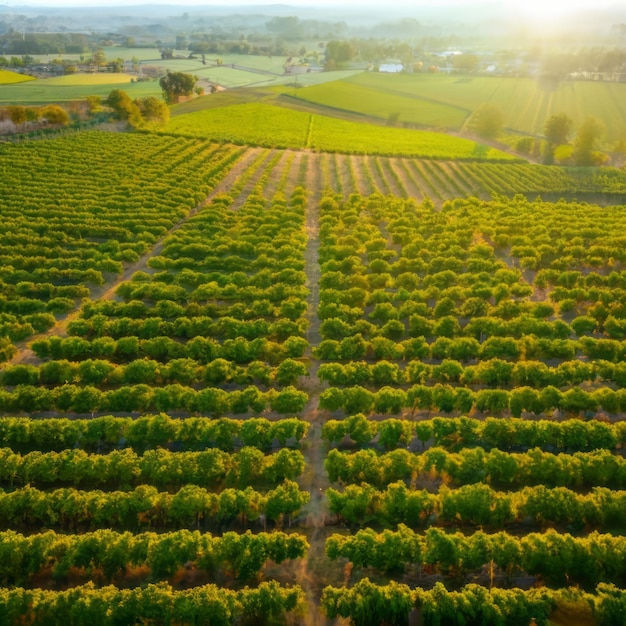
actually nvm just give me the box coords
[135,96,170,125]
[543,112,574,163]
[470,104,504,139]
[544,113,574,146]
[159,71,198,104]
[39,105,69,126]
[106,89,139,121]
[91,48,106,67]
[573,116,606,165]
[7,105,27,128]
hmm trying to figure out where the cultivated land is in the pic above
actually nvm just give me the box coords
[286,73,626,138]
[0,70,35,85]
[0,77,163,104]
[1,55,626,622]
[163,102,518,160]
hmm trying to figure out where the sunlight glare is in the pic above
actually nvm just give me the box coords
[515,0,590,20]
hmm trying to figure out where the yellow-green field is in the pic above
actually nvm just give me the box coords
[0,70,36,85]
[0,77,163,104]
[38,73,137,85]
[163,101,519,160]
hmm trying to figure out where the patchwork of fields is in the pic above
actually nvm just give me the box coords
[287,73,626,139]
[1,129,626,624]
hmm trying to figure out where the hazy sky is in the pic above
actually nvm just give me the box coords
[2,0,621,22]
[2,0,617,8]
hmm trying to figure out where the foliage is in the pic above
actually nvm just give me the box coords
[470,103,505,139]
[0,581,306,623]
[159,71,198,104]
[0,133,244,351]
[544,112,574,145]
[573,115,607,165]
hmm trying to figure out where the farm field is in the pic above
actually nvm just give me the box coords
[0,132,246,352]
[2,129,626,624]
[32,73,137,85]
[0,77,163,103]
[278,78,469,129]
[289,72,626,139]
[163,102,518,160]
[0,70,35,85]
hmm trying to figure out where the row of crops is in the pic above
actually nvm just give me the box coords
[0,132,248,355]
[0,131,624,363]
[309,190,626,623]
[0,142,318,623]
[1,130,626,624]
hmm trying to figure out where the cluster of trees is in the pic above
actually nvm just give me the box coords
[325,446,626,490]
[0,415,309,454]
[471,108,610,163]
[321,415,624,452]
[105,89,170,128]
[326,525,626,586]
[1,104,69,129]
[0,581,305,625]
[0,32,91,55]
[0,446,305,490]
[327,481,626,529]
[322,579,626,626]
[0,481,309,531]
[0,528,307,584]
[543,112,607,165]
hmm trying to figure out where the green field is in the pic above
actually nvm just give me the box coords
[0,70,35,85]
[280,77,469,129]
[0,77,163,104]
[163,101,518,160]
[290,72,626,139]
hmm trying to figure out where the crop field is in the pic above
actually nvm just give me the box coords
[292,72,626,139]
[0,77,163,104]
[194,66,282,89]
[35,73,137,85]
[0,132,245,351]
[1,128,626,624]
[280,78,469,129]
[164,102,518,160]
[0,70,35,85]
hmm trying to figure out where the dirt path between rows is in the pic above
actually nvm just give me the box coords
[291,162,346,625]
[8,148,261,366]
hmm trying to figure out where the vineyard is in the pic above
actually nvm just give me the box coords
[1,126,626,626]
[164,102,518,160]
